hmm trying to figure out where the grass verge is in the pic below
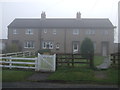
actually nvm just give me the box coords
[2,69,34,82]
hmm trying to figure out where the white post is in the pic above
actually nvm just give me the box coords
[53,54,56,71]
[36,53,41,71]
[9,56,12,69]
[35,57,38,71]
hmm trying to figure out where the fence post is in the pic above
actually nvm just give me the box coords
[53,54,56,71]
[9,56,12,69]
[35,57,38,71]
[72,54,74,67]
[56,54,58,70]
[90,54,94,69]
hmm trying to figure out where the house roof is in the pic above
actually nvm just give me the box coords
[8,18,115,29]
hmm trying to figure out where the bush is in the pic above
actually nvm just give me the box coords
[80,37,94,59]
[3,43,21,53]
[35,49,51,55]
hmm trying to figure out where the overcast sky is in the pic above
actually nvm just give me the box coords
[0,0,119,42]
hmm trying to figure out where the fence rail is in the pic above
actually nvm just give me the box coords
[56,53,94,68]
[111,52,120,64]
[0,51,35,57]
[0,53,56,72]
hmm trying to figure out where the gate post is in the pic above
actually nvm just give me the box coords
[35,53,41,71]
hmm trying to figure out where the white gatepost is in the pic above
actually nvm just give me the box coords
[53,54,56,71]
[9,56,12,69]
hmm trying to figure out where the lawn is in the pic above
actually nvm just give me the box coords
[47,56,119,84]
[2,69,34,82]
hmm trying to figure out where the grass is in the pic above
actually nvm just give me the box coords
[2,69,34,82]
[47,56,119,84]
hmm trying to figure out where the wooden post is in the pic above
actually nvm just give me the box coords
[72,54,74,67]
[90,54,94,69]
[113,55,115,64]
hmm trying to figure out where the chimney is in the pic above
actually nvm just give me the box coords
[41,11,46,19]
[76,12,81,19]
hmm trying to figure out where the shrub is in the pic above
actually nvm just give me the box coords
[80,37,94,59]
[36,49,51,55]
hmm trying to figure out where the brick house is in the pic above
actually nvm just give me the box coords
[7,12,115,56]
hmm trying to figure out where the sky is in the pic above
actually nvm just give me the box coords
[0,0,119,43]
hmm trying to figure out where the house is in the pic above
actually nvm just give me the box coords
[7,12,115,56]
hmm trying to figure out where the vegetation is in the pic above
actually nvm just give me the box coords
[80,37,94,59]
[2,69,34,82]
[3,43,21,53]
[35,49,51,55]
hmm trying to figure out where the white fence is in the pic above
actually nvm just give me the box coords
[0,53,56,72]
[0,51,35,57]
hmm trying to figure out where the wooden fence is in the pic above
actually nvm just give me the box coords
[111,52,120,64]
[56,53,94,68]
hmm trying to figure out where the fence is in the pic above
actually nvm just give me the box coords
[56,53,94,68]
[0,53,56,72]
[111,52,120,64]
[0,51,35,57]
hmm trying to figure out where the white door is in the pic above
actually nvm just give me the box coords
[73,43,79,54]
[102,43,108,56]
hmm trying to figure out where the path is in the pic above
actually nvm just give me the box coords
[27,72,52,81]
[96,57,112,69]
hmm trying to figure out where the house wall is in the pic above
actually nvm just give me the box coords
[8,27,114,56]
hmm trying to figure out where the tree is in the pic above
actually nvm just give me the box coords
[4,43,21,53]
[80,37,94,59]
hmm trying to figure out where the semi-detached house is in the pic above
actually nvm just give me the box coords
[7,12,115,56]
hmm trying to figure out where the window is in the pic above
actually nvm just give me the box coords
[24,41,34,48]
[104,30,108,35]
[53,29,56,34]
[86,30,95,35]
[73,29,79,35]
[42,41,53,49]
[56,43,60,49]
[13,29,18,34]
[44,29,47,33]
[25,29,33,35]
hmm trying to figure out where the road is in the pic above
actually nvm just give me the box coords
[2,82,119,88]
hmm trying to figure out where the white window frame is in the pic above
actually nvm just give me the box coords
[86,29,95,35]
[73,29,79,35]
[44,29,47,33]
[53,29,56,35]
[24,41,34,48]
[13,29,18,34]
[56,43,60,49]
[25,29,33,35]
[42,41,53,49]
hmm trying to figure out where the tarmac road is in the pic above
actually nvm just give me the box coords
[2,82,119,88]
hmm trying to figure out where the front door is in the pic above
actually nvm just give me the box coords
[73,42,79,54]
[102,42,108,56]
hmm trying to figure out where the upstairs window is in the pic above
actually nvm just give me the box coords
[24,41,34,48]
[73,29,79,35]
[25,29,33,35]
[44,29,47,33]
[53,29,56,35]
[86,29,95,35]
[13,29,18,34]
[42,41,53,49]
